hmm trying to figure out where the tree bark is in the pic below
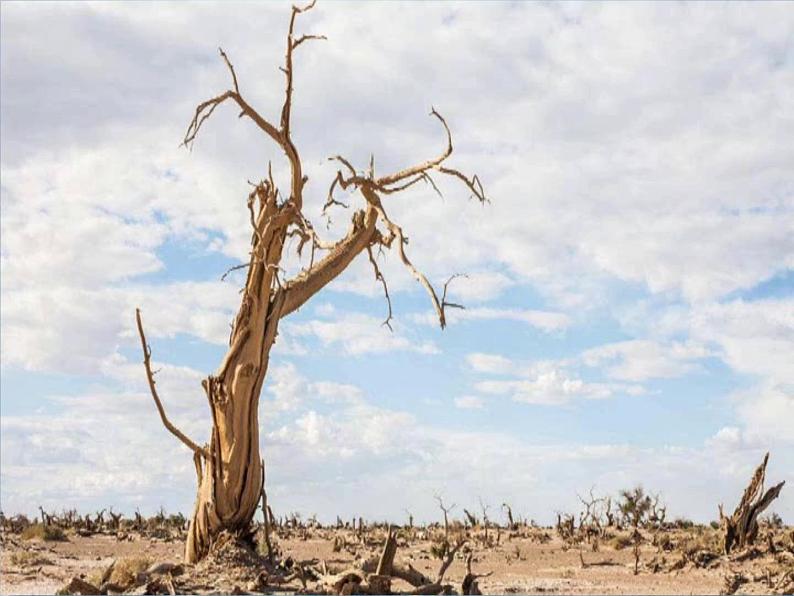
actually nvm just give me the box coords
[721,452,785,554]
[185,184,288,562]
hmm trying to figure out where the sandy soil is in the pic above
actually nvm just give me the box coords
[1,526,792,595]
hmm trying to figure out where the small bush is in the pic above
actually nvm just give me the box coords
[673,517,695,529]
[678,530,721,557]
[21,524,67,542]
[109,556,151,588]
[256,532,280,558]
[655,532,674,551]
[610,533,633,551]
[430,536,450,560]
[10,551,53,567]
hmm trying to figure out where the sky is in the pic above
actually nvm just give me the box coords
[1,1,792,526]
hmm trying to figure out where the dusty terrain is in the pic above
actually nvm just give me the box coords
[2,520,793,595]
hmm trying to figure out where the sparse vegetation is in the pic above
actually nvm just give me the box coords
[108,556,152,589]
[2,498,792,595]
[10,550,53,567]
[21,523,67,542]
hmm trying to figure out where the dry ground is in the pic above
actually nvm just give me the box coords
[2,524,793,595]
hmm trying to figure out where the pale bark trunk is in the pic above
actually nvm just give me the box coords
[183,193,378,563]
[184,189,287,563]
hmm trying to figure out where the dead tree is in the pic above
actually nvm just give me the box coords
[648,494,666,529]
[108,508,123,531]
[462,552,492,595]
[376,526,398,576]
[501,503,516,530]
[136,1,485,564]
[434,495,457,539]
[463,509,478,528]
[38,506,52,528]
[720,452,785,554]
[604,497,615,527]
[478,498,490,544]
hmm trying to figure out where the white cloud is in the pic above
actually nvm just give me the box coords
[734,383,794,446]
[476,368,617,406]
[413,307,571,332]
[682,298,794,385]
[4,364,790,524]
[466,353,649,405]
[283,311,439,356]
[581,339,711,382]
[466,353,514,375]
[442,271,517,303]
[1,282,238,374]
[454,395,485,410]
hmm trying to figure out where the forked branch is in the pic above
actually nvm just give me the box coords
[183,0,321,211]
[376,109,487,203]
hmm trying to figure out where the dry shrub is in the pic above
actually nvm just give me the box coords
[429,529,465,560]
[430,535,450,560]
[672,517,695,530]
[256,532,280,559]
[654,532,674,552]
[109,556,151,588]
[21,523,67,542]
[610,532,633,550]
[527,527,552,544]
[10,551,53,567]
[678,528,721,557]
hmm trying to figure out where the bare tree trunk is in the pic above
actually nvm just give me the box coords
[136,1,485,564]
[185,187,286,561]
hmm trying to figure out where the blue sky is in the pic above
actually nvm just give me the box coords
[1,2,792,525]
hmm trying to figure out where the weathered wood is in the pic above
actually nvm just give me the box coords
[376,527,398,576]
[393,563,434,588]
[721,452,785,553]
[405,583,445,595]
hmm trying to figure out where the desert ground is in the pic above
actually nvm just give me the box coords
[1,512,792,596]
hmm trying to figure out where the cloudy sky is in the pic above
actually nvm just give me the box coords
[1,2,792,525]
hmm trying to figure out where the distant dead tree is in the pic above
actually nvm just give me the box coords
[434,495,457,539]
[501,503,516,530]
[463,508,478,528]
[720,452,785,554]
[135,1,485,563]
[478,497,491,543]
